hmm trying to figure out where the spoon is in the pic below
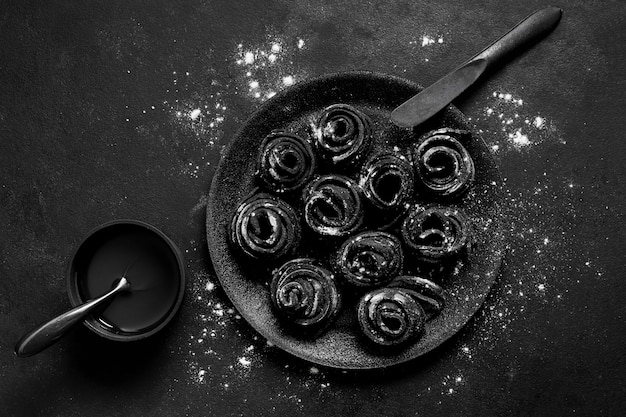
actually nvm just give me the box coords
[15,265,133,358]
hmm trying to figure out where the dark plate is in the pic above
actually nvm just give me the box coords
[206,71,505,369]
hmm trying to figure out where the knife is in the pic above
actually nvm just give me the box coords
[390,6,563,128]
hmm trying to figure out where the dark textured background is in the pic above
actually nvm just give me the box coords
[1,1,624,416]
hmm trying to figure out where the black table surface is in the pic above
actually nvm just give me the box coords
[1,1,625,416]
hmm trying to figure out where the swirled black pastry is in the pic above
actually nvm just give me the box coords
[270,258,341,330]
[336,231,403,288]
[359,151,415,212]
[357,287,426,346]
[314,104,372,167]
[303,174,364,237]
[227,98,483,352]
[412,128,474,199]
[387,275,445,319]
[257,132,317,193]
[230,193,301,260]
[400,205,469,262]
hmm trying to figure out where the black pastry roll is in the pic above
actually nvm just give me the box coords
[400,205,469,263]
[336,231,403,288]
[270,258,341,330]
[230,193,301,260]
[412,128,474,199]
[357,287,426,346]
[313,104,372,167]
[386,275,445,320]
[303,174,364,237]
[257,132,317,194]
[359,151,415,212]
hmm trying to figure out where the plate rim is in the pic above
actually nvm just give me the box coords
[206,70,505,369]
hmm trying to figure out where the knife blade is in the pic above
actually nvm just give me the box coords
[390,6,563,128]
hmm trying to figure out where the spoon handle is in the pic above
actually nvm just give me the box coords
[466,6,562,70]
[14,278,129,357]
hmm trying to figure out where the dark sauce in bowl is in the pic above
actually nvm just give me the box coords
[68,221,185,340]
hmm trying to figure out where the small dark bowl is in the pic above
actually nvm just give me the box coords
[67,220,186,341]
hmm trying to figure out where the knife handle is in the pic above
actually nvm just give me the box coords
[466,6,562,70]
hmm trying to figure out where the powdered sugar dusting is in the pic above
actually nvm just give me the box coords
[183,255,333,402]
[185,264,259,388]
[153,71,230,179]
[170,26,604,407]
[182,83,596,382]
[129,36,309,180]
[406,33,447,63]
[163,76,228,144]
[468,90,565,153]
[234,36,309,102]
[451,166,605,355]
[418,35,445,47]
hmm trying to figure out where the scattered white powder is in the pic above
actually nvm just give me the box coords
[143,24,607,409]
[460,345,472,359]
[179,84,596,406]
[452,173,605,359]
[128,35,307,181]
[238,357,252,367]
[142,71,230,179]
[510,129,530,146]
[407,34,446,48]
[233,36,309,102]
[533,116,546,129]
[404,33,447,64]
[420,35,444,46]
[189,108,201,120]
[470,90,564,153]
[182,245,334,401]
